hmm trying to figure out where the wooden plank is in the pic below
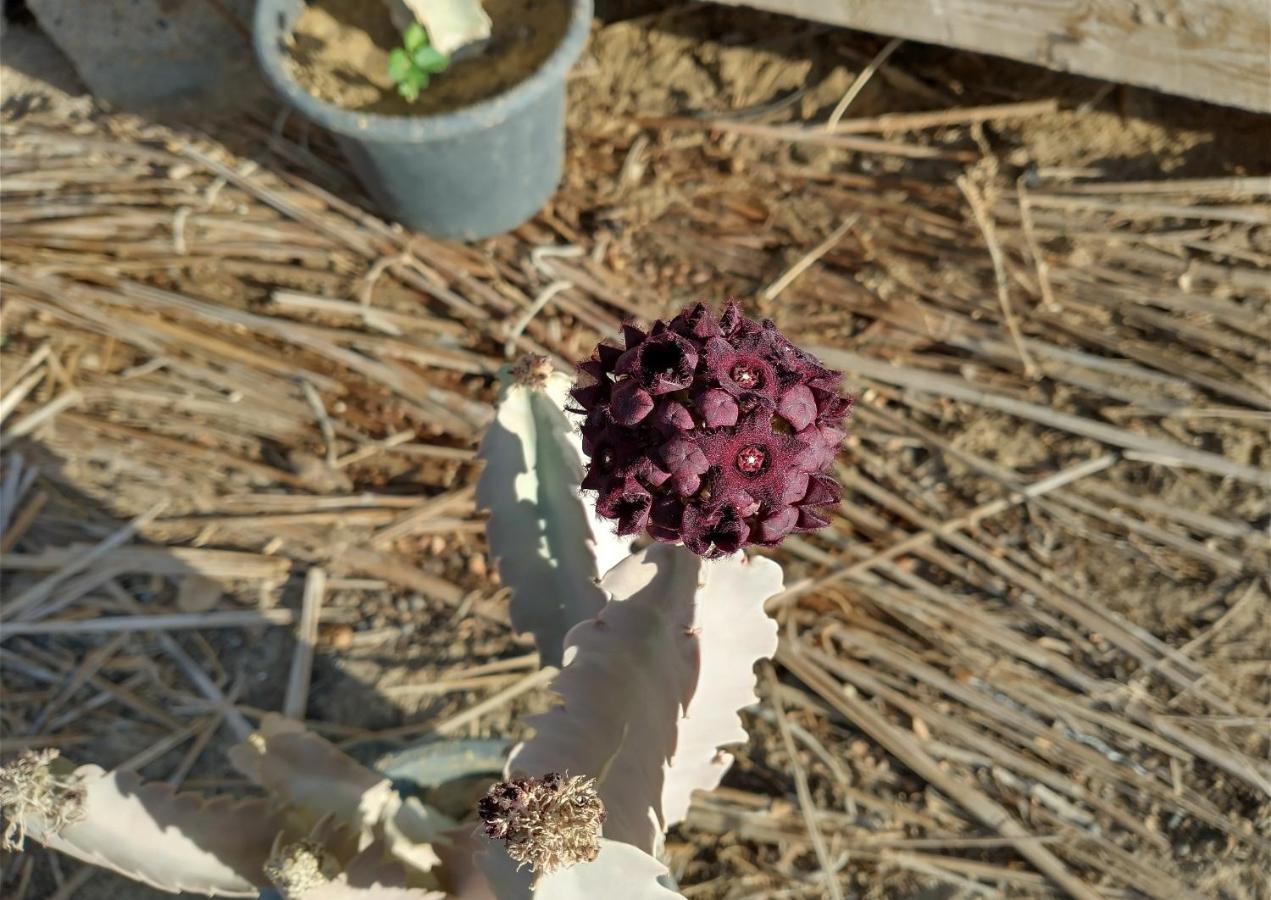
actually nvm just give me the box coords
[713,0,1271,113]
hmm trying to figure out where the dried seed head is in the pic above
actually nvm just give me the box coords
[572,300,852,557]
[477,773,605,878]
[510,354,554,389]
[0,750,86,852]
[263,839,339,899]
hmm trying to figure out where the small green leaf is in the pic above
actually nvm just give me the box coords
[403,22,427,53]
[387,48,413,84]
[397,69,426,102]
[412,45,449,75]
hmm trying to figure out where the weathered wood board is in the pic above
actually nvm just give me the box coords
[712,0,1271,113]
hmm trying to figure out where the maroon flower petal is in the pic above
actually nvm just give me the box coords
[682,504,749,559]
[622,323,646,348]
[597,481,653,536]
[647,498,683,542]
[795,507,832,531]
[598,343,623,367]
[800,473,841,507]
[596,479,642,516]
[580,410,609,456]
[815,392,853,424]
[570,382,608,411]
[756,506,798,544]
[581,465,615,494]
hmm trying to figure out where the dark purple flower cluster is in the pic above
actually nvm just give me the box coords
[572,300,852,558]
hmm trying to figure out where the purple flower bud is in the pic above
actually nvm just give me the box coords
[777,384,817,431]
[626,456,671,489]
[610,380,654,426]
[780,471,811,506]
[671,302,723,340]
[651,399,695,433]
[697,388,740,428]
[659,435,710,480]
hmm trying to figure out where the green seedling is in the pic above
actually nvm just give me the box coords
[388,23,450,102]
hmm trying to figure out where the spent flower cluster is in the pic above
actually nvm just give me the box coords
[263,840,339,899]
[0,750,85,852]
[477,773,606,878]
[572,300,852,557]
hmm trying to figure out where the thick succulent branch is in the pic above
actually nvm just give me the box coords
[477,355,633,666]
[508,544,782,856]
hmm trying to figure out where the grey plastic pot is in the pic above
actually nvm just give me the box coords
[253,0,592,240]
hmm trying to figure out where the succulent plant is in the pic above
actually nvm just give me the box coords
[6,334,795,899]
[570,300,852,557]
[477,354,633,667]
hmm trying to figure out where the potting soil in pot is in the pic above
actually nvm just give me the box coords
[285,0,571,116]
